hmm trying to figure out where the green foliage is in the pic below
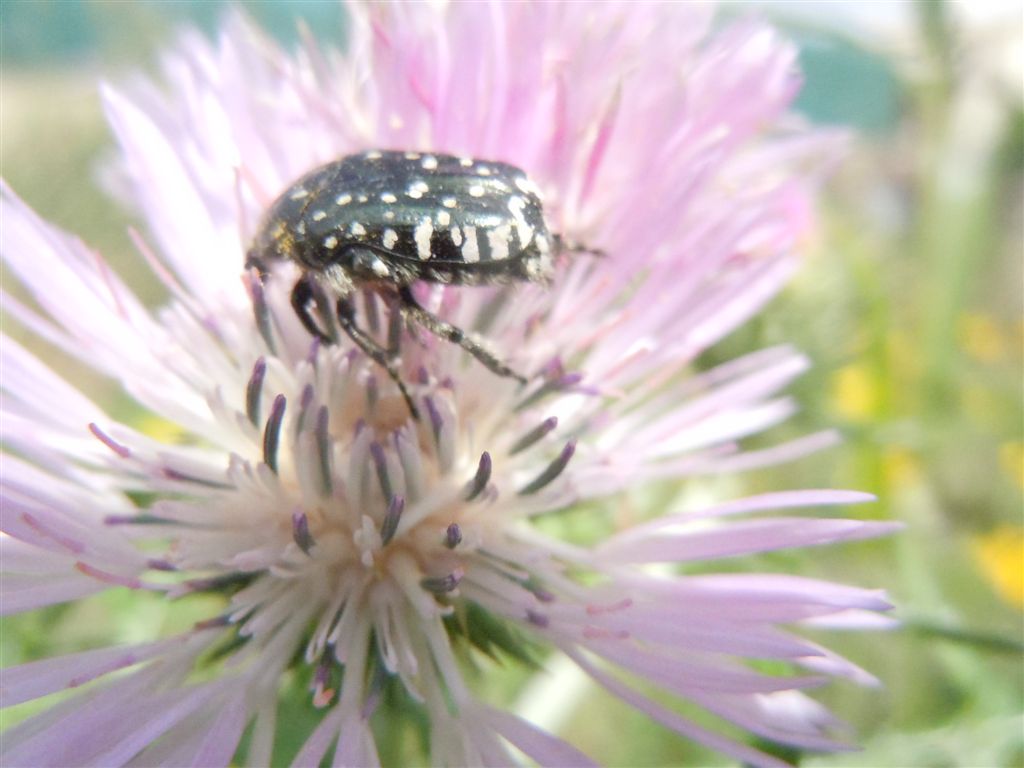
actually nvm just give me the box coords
[444,601,543,670]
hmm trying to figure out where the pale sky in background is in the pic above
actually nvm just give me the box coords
[747,0,1022,40]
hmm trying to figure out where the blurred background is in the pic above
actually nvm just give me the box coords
[2,1,1021,766]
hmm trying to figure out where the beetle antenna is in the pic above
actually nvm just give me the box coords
[552,233,606,260]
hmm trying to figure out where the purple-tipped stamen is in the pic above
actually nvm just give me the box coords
[532,587,556,603]
[464,451,492,501]
[295,383,315,434]
[194,615,233,631]
[88,423,131,458]
[424,396,444,446]
[314,283,340,343]
[306,336,321,366]
[162,467,233,489]
[517,439,577,495]
[421,567,464,594]
[248,274,276,353]
[509,416,558,455]
[361,664,389,719]
[526,609,550,628]
[184,572,253,593]
[538,356,567,379]
[369,442,392,501]
[387,301,403,354]
[315,406,332,496]
[445,522,462,549]
[105,513,177,526]
[263,394,287,474]
[312,651,336,708]
[245,357,267,427]
[379,495,405,546]
[520,576,555,602]
[292,509,315,555]
[514,373,583,412]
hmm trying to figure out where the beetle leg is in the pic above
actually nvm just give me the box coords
[386,297,405,359]
[336,298,420,421]
[398,286,527,385]
[245,251,270,280]
[290,276,336,343]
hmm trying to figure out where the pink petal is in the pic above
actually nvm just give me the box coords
[600,489,877,553]
[190,688,251,767]
[331,717,380,768]
[88,684,221,767]
[0,638,176,707]
[101,84,245,303]
[0,572,106,614]
[600,517,899,564]
[565,646,793,768]
[482,706,598,767]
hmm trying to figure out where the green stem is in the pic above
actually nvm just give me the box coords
[904,617,1024,655]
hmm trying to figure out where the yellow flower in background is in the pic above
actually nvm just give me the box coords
[999,442,1024,490]
[882,447,923,492]
[957,312,1007,364]
[972,526,1024,609]
[831,363,879,421]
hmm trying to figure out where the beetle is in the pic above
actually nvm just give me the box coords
[247,150,571,419]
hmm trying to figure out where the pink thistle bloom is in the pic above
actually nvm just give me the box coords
[1,5,898,767]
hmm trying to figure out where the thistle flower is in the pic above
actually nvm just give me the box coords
[1,4,897,767]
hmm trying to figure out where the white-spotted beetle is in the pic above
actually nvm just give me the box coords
[247,150,578,419]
